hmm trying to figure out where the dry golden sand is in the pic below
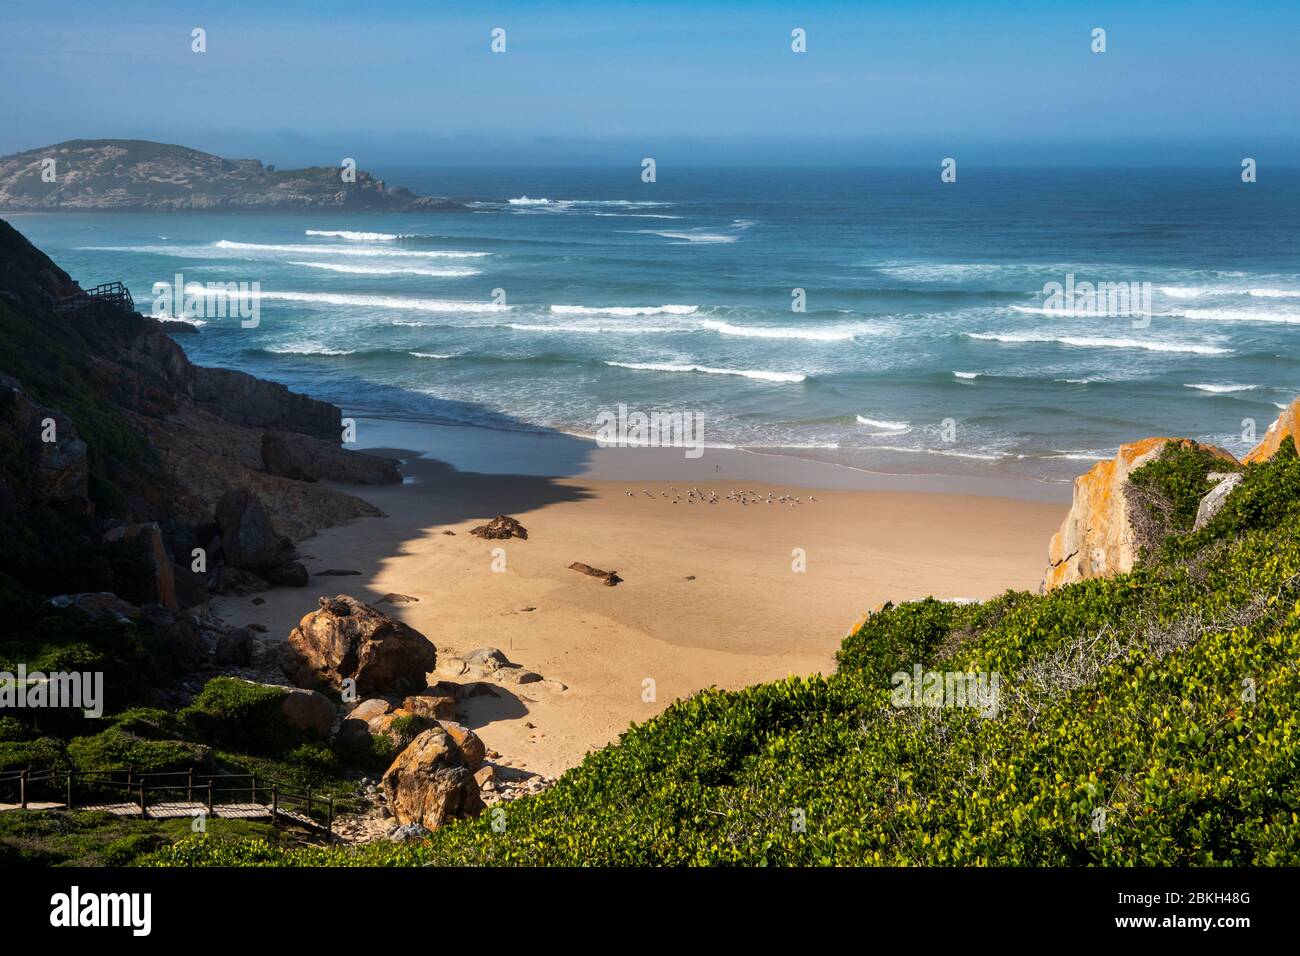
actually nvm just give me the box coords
[213,450,1066,779]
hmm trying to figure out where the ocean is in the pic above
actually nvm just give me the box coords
[13,166,1300,483]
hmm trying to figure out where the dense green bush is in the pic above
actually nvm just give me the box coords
[179,677,295,753]
[66,726,206,775]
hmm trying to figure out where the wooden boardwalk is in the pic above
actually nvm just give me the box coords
[0,799,314,827]
[0,768,332,838]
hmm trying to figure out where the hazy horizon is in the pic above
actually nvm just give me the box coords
[2,0,1297,167]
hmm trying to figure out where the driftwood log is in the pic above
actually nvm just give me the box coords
[568,562,622,586]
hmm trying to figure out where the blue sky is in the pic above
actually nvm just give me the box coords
[1,0,1296,166]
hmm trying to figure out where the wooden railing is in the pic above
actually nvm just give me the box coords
[52,281,136,315]
[0,767,334,841]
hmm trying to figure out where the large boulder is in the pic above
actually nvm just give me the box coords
[438,720,486,770]
[278,686,336,738]
[1245,397,1299,463]
[215,488,293,571]
[1043,437,1238,590]
[381,727,484,830]
[103,522,178,609]
[280,594,437,696]
[401,693,457,721]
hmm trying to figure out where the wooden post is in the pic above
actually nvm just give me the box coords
[327,797,334,843]
[306,788,313,821]
[19,769,27,810]
[251,773,258,803]
[186,767,193,803]
[66,770,73,810]
[139,782,147,819]
[271,785,279,823]
[207,782,214,817]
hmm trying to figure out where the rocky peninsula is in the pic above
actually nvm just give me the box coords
[0,140,467,212]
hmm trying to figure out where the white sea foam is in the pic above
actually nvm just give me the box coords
[592,212,683,219]
[225,290,506,313]
[1158,285,1300,300]
[953,371,981,379]
[506,323,677,335]
[1164,307,1300,324]
[266,343,355,356]
[304,230,398,241]
[855,416,910,431]
[967,332,1230,355]
[213,240,487,259]
[1043,451,1109,461]
[1183,383,1258,393]
[604,361,806,383]
[288,261,480,277]
[409,352,454,359]
[550,304,698,317]
[877,263,1008,282]
[507,196,558,206]
[639,230,739,243]
[872,445,1004,461]
[699,319,859,342]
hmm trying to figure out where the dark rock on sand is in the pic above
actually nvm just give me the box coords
[469,515,528,540]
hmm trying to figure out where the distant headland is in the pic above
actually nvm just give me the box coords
[0,139,468,212]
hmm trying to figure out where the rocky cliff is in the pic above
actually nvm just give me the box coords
[1042,405,1297,590]
[0,216,400,608]
[0,139,467,212]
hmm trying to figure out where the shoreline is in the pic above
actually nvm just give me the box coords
[213,421,1070,779]
[348,415,1075,503]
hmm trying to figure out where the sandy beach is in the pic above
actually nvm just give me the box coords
[213,421,1068,779]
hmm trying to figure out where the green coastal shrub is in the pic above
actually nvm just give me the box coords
[66,726,207,775]
[179,677,294,753]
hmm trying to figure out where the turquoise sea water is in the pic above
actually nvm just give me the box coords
[12,167,1300,482]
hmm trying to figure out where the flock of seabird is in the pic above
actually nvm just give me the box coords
[623,487,817,506]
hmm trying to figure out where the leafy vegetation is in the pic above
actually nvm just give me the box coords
[149,438,1300,867]
[1125,439,1241,555]
[0,810,287,867]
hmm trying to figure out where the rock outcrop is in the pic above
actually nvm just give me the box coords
[0,375,89,512]
[103,522,178,609]
[1043,438,1238,590]
[261,429,401,484]
[280,595,437,696]
[215,488,294,572]
[1193,472,1245,531]
[470,515,528,540]
[0,140,468,212]
[381,727,485,830]
[277,686,337,738]
[1245,398,1300,464]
